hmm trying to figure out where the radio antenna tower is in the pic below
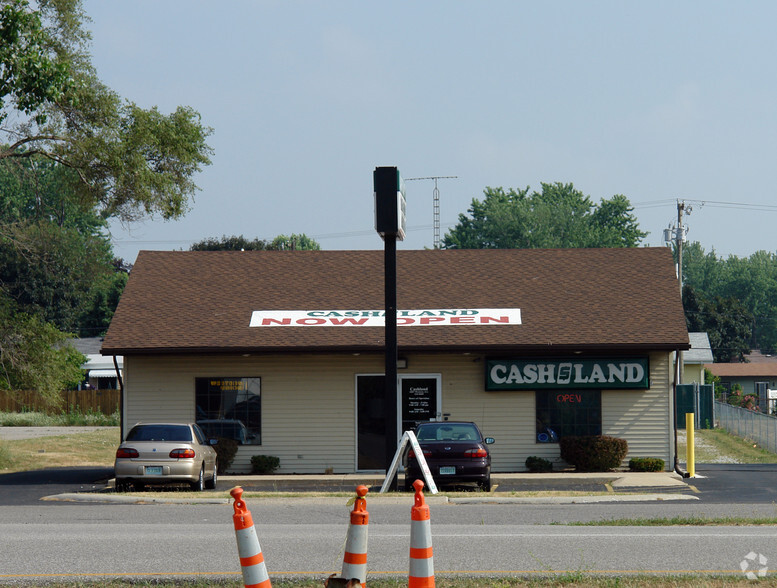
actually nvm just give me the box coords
[405,176,458,248]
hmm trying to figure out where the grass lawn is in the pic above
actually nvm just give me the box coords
[0,428,119,473]
[677,427,777,464]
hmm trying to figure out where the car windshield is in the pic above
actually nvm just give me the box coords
[126,425,192,442]
[416,423,480,441]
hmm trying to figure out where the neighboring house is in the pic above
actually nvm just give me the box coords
[703,361,777,412]
[681,332,713,384]
[70,337,123,390]
[102,248,689,473]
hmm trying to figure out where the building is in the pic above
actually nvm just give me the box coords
[681,332,713,384]
[71,337,123,390]
[704,362,777,414]
[101,248,689,473]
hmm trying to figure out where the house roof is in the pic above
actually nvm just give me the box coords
[703,363,777,378]
[684,332,714,364]
[101,248,690,356]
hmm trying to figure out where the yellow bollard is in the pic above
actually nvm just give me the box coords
[685,412,695,478]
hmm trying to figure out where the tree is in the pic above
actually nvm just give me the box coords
[0,0,213,222]
[683,285,752,362]
[0,155,119,334]
[442,182,646,249]
[269,233,321,250]
[190,235,269,251]
[0,296,84,404]
[682,243,777,355]
[190,234,322,251]
[0,0,212,397]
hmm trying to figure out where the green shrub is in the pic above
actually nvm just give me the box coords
[214,438,239,474]
[251,454,280,474]
[628,457,665,472]
[559,435,628,471]
[525,455,553,472]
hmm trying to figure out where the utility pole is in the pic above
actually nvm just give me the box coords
[675,200,690,384]
[405,176,457,249]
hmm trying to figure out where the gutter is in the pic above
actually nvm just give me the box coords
[113,355,125,441]
[672,346,690,478]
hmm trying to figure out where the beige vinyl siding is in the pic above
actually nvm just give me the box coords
[124,354,379,474]
[602,352,673,468]
[123,350,675,474]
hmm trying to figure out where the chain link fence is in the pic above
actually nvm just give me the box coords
[715,400,777,453]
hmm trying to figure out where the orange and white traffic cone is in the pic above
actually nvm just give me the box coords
[340,485,369,587]
[408,479,434,588]
[231,486,272,588]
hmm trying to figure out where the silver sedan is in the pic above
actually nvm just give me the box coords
[114,422,218,491]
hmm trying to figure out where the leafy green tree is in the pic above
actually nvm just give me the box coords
[0,0,213,222]
[682,243,777,355]
[190,233,322,251]
[77,269,128,338]
[190,235,269,251]
[0,296,84,404]
[269,233,321,250]
[0,156,118,333]
[683,285,752,362]
[443,183,646,249]
[0,0,212,397]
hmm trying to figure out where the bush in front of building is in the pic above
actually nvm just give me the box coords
[251,454,280,474]
[214,438,239,474]
[559,435,628,471]
[525,456,553,472]
[628,457,665,472]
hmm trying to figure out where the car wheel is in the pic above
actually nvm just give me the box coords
[205,462,218,490]
[480,477,492,492]
[191,466,205,491]
[115,479,129,492]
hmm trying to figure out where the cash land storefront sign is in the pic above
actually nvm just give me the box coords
[487,358,650,390]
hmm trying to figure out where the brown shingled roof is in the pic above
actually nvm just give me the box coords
[704,363,777,378]
[101,248,689,355]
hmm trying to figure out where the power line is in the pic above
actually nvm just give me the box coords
[633,198,777,212]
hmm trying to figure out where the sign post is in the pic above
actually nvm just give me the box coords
[374,166,406,491]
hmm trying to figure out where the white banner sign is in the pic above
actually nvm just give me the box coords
[250,308,521,327]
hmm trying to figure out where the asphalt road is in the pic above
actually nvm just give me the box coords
[2,463,777,506]
[0,467,114,506]
[0,500,775,584]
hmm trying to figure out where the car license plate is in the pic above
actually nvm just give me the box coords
[145,466,163,475]
[439,466,456,475]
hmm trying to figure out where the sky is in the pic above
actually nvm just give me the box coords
[82,1,777,263]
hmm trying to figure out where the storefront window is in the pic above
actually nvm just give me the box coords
[195,377,261,444]
[535,390,601,443]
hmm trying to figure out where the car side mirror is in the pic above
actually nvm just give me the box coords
[484,437,495,444]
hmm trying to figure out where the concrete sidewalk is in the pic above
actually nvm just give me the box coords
[217,470,690,492]
[47,470,696,504]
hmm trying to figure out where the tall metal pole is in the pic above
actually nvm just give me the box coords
[384,233,398,490]
[374,166,404,491]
